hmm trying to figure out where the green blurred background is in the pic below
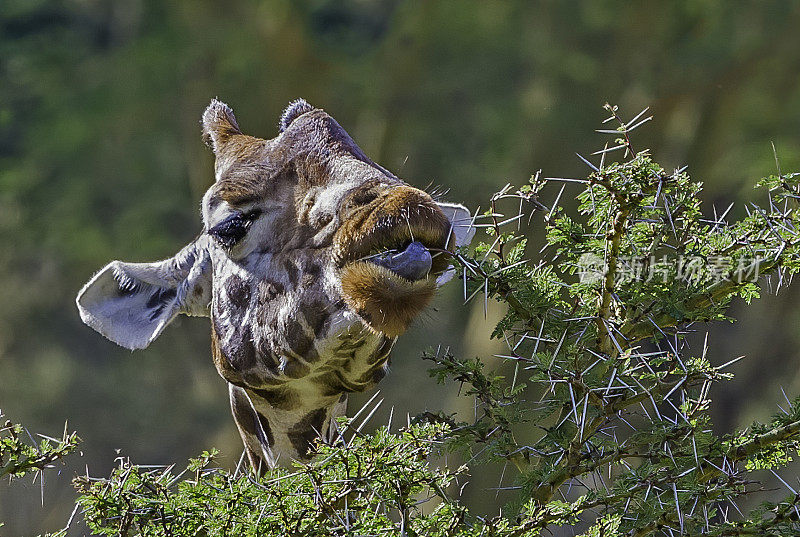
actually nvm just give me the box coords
[2,0,800,534]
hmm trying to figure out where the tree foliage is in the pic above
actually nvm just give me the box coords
[423,106,800,535]
[8,106,800,535]
[0,410,78,534]
[0,411,78,482]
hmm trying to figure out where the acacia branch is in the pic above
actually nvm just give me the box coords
[621,258,777,343]
[596,198,632,357]
[627,419,800,537]
[528,375,691,503]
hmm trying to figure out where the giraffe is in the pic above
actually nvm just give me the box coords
[76,99,474,471]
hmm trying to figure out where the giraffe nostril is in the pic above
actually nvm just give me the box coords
[353,191,378,206]
[348,185,381,209]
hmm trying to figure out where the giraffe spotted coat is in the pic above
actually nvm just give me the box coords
[77,99,473,471]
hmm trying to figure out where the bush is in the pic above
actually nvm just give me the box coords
[7,105,800,536]
[0,410,79,535]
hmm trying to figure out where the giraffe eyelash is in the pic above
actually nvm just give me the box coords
[208,209,262,249]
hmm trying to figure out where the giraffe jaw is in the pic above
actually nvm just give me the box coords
[339,260,437,338]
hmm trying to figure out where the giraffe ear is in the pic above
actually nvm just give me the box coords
[202,99,242,154]
[438,202,475,249]
[436,202,475,286]
[76,240,212,350]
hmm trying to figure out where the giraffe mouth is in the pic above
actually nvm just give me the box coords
[340,221,453,282]
[366,241,433,281]
[336,193,454,337]
[335,188,453,275]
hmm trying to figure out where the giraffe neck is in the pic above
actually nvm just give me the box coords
[226,328,394,470]
[229,385,346,469]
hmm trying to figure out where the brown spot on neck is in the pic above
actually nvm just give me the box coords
[287,408,328,459]
[211,325,245,387]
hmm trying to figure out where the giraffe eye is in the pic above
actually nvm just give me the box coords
[209,210,260,249]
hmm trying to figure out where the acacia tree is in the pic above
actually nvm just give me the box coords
[7,106,800,536]
[426,105,800,535]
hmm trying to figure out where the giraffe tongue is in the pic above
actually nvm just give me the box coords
[370,241,432,281]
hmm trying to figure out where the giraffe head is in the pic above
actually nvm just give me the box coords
[78,98,472,349]
[76,100,473,465]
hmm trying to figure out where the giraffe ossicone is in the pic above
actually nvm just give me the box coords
[76,99,474,471]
